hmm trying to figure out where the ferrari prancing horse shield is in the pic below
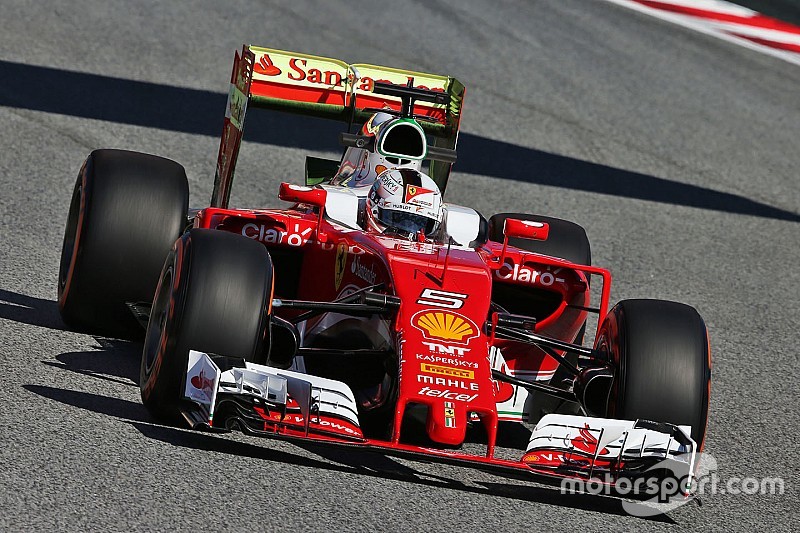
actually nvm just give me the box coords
[334,242,348,290]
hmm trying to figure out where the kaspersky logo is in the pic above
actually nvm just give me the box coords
[412,310,479,345]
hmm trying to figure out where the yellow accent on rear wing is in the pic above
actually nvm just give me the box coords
[211,45,465,208]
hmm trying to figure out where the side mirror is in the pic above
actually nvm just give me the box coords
[278,182,327,207]
[490,218,550,271]
[278,183,328,242]
[504,218,550,241]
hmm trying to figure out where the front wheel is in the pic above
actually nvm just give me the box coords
[597,299,711,448]
[140,228,275,422]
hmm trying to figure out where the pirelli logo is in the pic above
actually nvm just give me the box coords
[420,363,474,379]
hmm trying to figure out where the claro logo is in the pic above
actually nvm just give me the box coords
[242,222,312,246]
[412,310,479,345]
[495,259,565,287]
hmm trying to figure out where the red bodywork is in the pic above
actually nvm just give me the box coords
[194,203,612,468]
[198,45,616,478]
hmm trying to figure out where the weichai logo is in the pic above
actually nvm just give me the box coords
[412,310,479,344]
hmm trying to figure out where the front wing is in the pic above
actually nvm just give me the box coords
[184,351,698,496]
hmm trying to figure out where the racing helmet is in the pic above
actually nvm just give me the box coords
[365,168,443,240]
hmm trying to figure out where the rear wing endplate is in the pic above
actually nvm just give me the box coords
[211,45,466,208]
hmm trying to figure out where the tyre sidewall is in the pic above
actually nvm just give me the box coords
[600,299,711,447]
[140,236,188,420]
[140,229,274,421]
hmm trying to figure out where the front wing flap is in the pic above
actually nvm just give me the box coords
[183,352,697,495]
[523,414,697,492]
[184,350,364,441]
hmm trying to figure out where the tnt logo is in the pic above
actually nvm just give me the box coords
[422,341,470,356]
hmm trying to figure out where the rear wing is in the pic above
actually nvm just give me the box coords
[211,45,466,208]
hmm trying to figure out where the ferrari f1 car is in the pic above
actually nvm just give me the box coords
[57,46,711,496]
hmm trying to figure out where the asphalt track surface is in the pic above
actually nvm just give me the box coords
[1,1,798,530]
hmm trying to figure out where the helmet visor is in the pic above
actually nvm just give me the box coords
[377,207,438,235]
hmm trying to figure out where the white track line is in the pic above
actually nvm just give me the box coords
[602,0,800,66]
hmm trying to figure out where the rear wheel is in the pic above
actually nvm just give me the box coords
[140,228,275,422]
[597,299,711,448]
[58,149,189,337]
[488,213,591,266]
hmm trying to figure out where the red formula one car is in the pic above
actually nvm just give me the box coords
[57,46,711,495]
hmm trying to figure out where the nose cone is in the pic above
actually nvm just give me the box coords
[426,398,467,445]
[387,244,498,448]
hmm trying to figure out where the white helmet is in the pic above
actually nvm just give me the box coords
[366,168,444,240]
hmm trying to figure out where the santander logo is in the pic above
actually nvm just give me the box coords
[493,360,515,403]
[254,54,281,76]
[570,425,609,455]
[252,51,447,96]
[494,380,514,403]
[190,369,215,392]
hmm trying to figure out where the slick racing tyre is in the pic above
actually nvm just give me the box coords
[58,149,189,337]
[140,229,275,422]
[597,299,711,448]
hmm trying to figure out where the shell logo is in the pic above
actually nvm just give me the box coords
[412,310,479,344]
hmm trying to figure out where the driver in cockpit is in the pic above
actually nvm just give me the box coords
[364,168,444,243]
[330,112,444,241]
